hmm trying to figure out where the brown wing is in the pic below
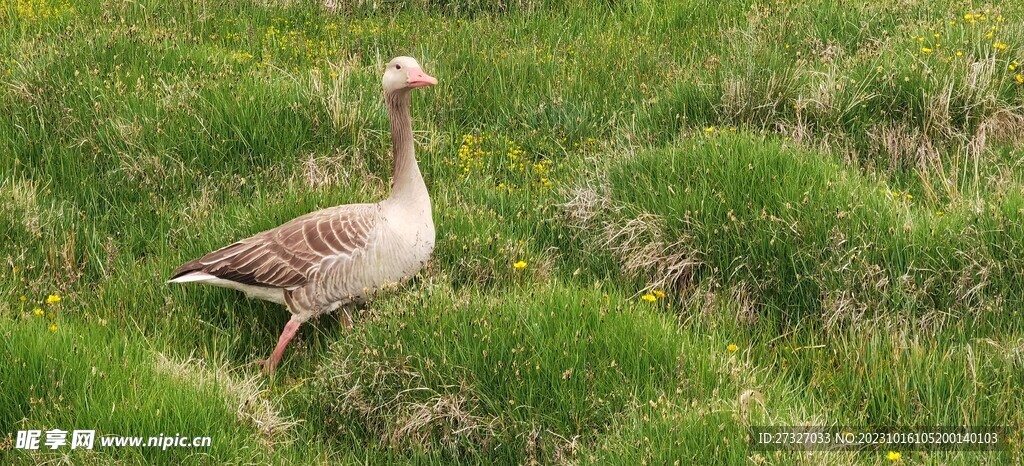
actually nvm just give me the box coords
[171,204,379,289]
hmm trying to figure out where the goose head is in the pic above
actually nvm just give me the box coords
[382,56,437,93]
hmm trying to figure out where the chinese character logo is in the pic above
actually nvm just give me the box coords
[15,430,41,450]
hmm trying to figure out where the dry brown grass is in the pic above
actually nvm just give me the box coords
[1,177,45,236]
[308,65,370,139]
[315,345,498,455]
[602,212,699,294]
[562,181,700,297]
[299,150,381,191]
[388,393,496,451]
[153,353,297,445]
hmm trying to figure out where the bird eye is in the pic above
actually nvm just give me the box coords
[395,64,402,70]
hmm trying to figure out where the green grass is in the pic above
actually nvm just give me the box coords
[2,0,1024,464]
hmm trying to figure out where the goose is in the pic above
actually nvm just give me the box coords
[169,56,438,374]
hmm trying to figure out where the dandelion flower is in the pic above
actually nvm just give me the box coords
[936,211,944,216]
[20,295,27,302]
[33,308,44,316]
[921,47,933,54]
[704,126,715,133]
[49,324,58,332]
[513,261,527,270]
[653,290,666,299]
[46,294,61,304]
[956,51,963,57]
[1015,74,1024,84]
[641,293,657,302]
[887,451,901,461]
[994,42,1007,51]
[727,344,739,352]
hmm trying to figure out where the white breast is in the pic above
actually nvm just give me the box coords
[318,201,433,303]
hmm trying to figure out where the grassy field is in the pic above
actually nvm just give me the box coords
[2,0,1024,463]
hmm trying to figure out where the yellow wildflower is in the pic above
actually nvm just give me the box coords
[1015,74,1024,84]
[921,47,933,54]
[727,344,740,352]
[704,126,715,133]
[20,295,27,302]
[994,43,1007,51]
[652,290,666,299]
[641,293,657,302]
[513,261,527,270]
[49,324,57,333]
[956,51,963,57]
[46,294,61,304]
[936,211,944,216]
[33,308,44,316]
[887,451,901,461]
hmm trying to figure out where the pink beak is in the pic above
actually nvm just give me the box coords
[407,68,438,88]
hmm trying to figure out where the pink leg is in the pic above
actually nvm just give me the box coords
[262,319,303,375]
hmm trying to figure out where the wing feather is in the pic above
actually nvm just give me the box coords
[171,204,378,289]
